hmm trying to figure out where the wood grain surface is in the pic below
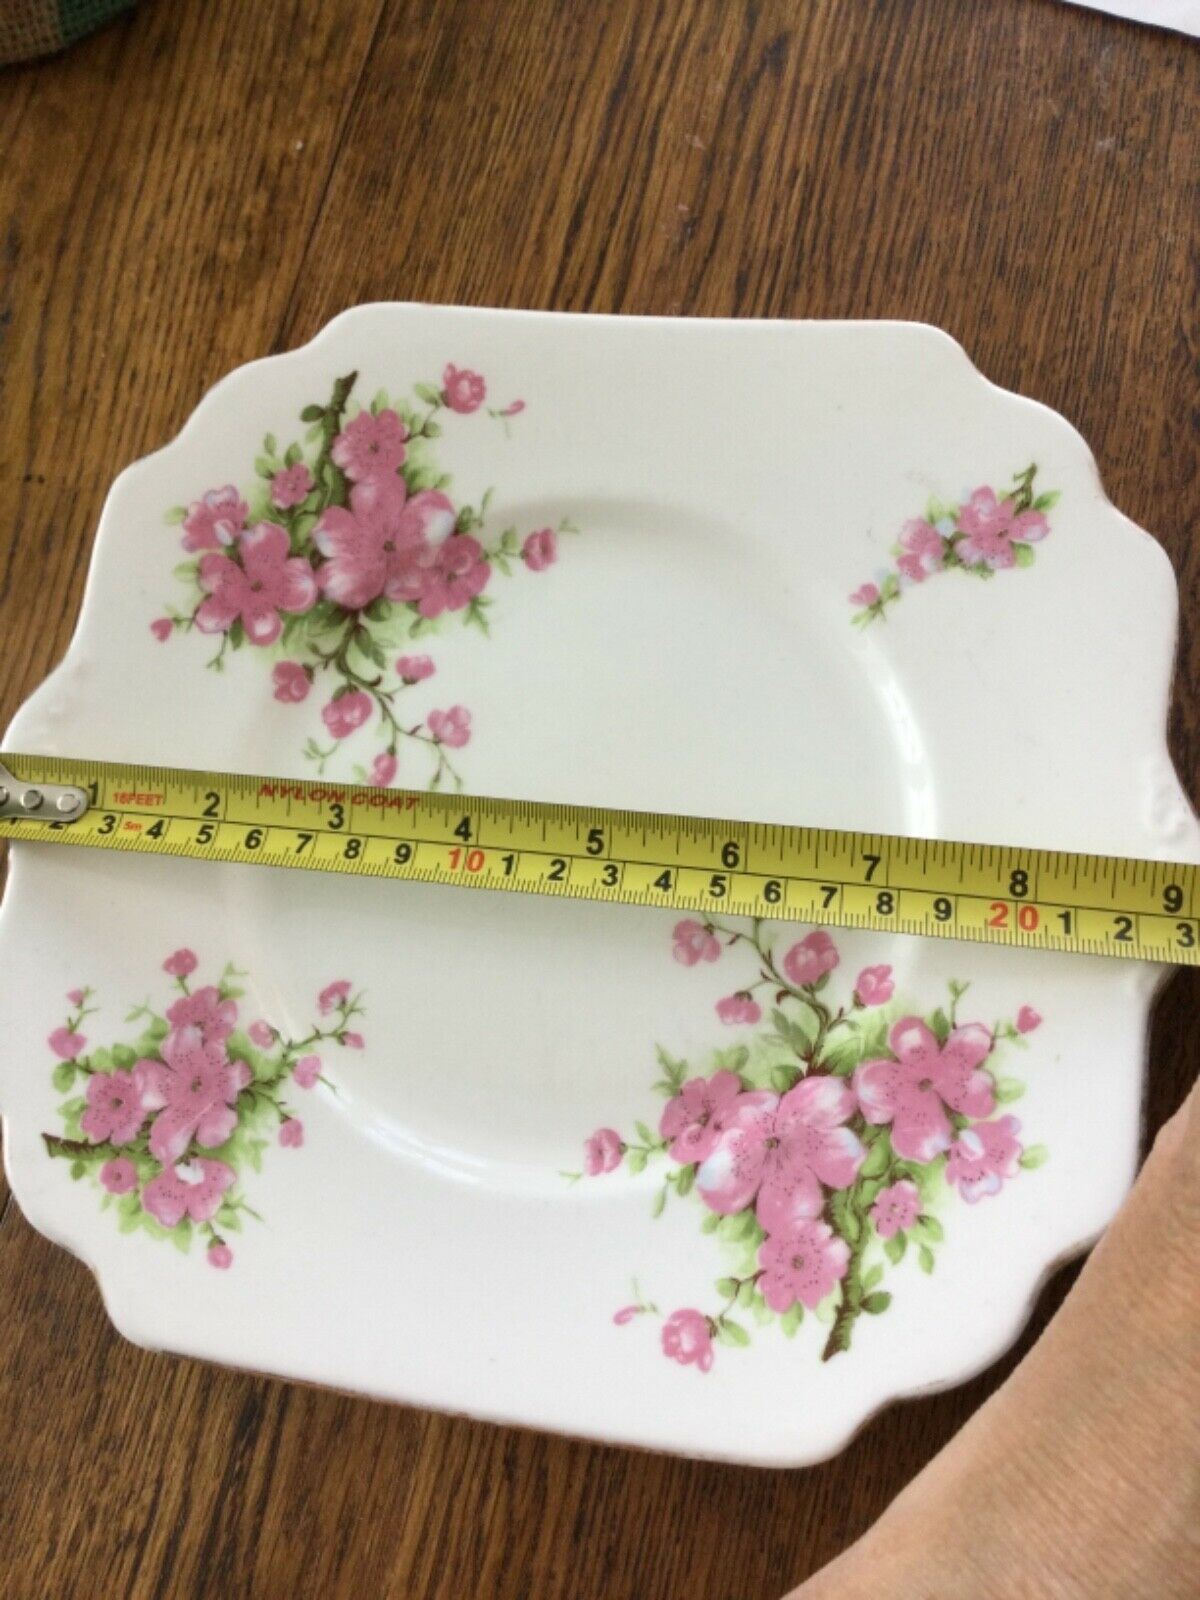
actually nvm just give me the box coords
[0,2,1196,1595]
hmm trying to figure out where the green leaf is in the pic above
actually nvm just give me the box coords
[1032,489,1060,511]
[719,1210,758,1243]
[929,1008,950,1044]
[1013,542,1036,568]
[655,1046,687,1086]
[370,388,389,413]
[700,1211,720,1234]
[770,1063,800,1094]
[69,1160,86,1181]
[228,619,245,649]
[830,1188,863,1245]
[882,1230,906,1266]
[737,1278,756,1308]
[861,1291,892,1315]
[918,1243,936,1274]
[170,1219,193,1254]
[111,1044,136,1069]
[994,1076,1026,1104]
[300,403,326,422]
[634,1121,654,1146]
[304,421,324,444]
[1019,1144,1049,1169]
[771,1007,814,1057]
[263,433,278,456]
[915,1213,944,1242]
[781,1302,804,1338]
[284,442,303,467]
[164,505,187,525]
[712,1045,749,1073]
[862,1264,884,1293]
[414,381,442,406]
[627,1148,647,1175]
[52,1060,76,1092]
[860,1137,891,1179]
[364,598,394,622]
[90,1047,113,1072]
[254,455,276,479]
[651,1185,667,1219]
[715,1277,738,1299]
[718,1318,750,1348]
[675,1164,695,1198]
[820,1037,861,1078]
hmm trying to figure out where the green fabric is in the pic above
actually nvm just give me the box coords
[0,0,135,66]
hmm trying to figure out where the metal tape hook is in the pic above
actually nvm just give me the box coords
[0,758,89,823]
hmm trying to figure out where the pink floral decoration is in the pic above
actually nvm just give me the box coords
[854,1017,995,1163]
[342,1031,365,1050]
[314,477,455,610]
[279,1118,304,1149]
[162,949,198,978]
[671,920,720,967]
[150,618,173,642]
[100,1158,138,1195]
[181,485,247,553]
[196,522,318,646]
[368,752,398,787]
[849,583,880,607]
[402,534,491,619]
[270,462,314,509]
[854,965,894,1006]
[584,1127,623,1175]
[612,1304,641,1326]
[442,364,486,414]
[80,1071,145,1146]
[896,518,944,583]
[272,661,311,704]
[659,1070,741,1164]
[427,706,471,748]
[956,487,1049,570]
[142,1158,235,1228]
[330,408,408,483]
[660,1309,714,1373]
[207,1242,234,1270]
[318,981,351,1014]
[248,1020,275,1049]
[946,1116,1023,1202]
[522,528,557,571]
[759,1220,850,1312]
[322,690,373,740]
[781,930,839,988]
[870,1179,921,1239]
[1016,1005,1042,1034]
[166,985,237,1046]
[134,1031,250,1164]
[715,992,762,1026]
[397,653,435,682]
[48,1026,85,1060]
[293,1055,321,1089]
[696,1079,864,1231]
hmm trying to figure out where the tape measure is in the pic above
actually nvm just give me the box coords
[0,751,1196,965]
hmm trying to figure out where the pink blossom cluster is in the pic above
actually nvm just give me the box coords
[47,957,362,1269]
[592,925,1041,1373]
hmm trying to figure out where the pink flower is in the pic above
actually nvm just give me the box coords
[81,1071,145,1145]
[150,618,173,642]
[248,1020,275,1049]
[781,930,839,989]
[849,583,880,607]
[165,985,237,1046]
[854,1016,995,1163]
[207,1241,234,1269]
[293,1054,321,1089]
[427,705,471,748]
[855,965,894,1007]
[181,485,247,552]
[442,363,486,414]
[955,487,1050,570]
[1016,1005,1042,1034]
[659,1070,742,1164]
[270,462,314,509]
[322,690,373,740]
[66,988,86,1007]
[612,1304,641,1326]
[195,522,318,646]
[661,1308,714,1373]
[342,1030,365,1049]
[162,948,198,978]
[314,477,455,610]
[48,1026,85,1059]
[498,399,525,418]
[134,1030,250,1163]
[272,660,311,703]
[142,1157,235,1228]
[368,752,398,787]
[896,518,945,583]
[697,1080,864,1231]
[522,528,557,571]
[401,534,491,619]
[330,408,408,482]
[870,1178,921,1239]
[759,1221,850,1312]
[279,1117,304,1149]
[397,653,435,683]
[946,1115,1023,1202]
[715,993,762,1026]
[100,1157,138,1195]
[672,920,720,967]
[583,1127,623,1175]
[318,981,351,1014]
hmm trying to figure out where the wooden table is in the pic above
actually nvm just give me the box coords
[0,3,1195,1594]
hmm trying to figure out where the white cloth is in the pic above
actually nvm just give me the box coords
[1057,0,1200,36]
